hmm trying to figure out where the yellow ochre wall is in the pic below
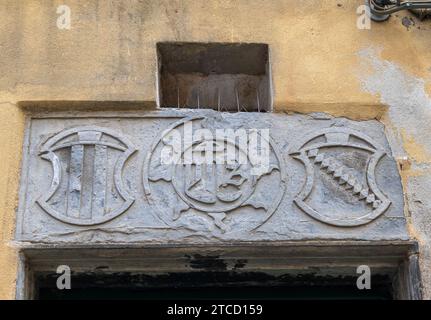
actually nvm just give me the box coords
[1,0,431,299]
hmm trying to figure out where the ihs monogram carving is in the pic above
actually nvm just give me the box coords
[289,128,391,227]
[37,126,136,225]
[143,117,287,234]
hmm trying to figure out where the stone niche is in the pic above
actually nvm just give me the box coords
[16,109,409,244]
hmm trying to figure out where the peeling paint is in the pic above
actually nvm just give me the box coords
[358,47,431,299]
[401,129,431,164]
[357,47,431,162]
[402,16,416,30]
[186,254,228,271]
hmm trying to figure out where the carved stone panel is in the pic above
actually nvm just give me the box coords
[16,110,409,244]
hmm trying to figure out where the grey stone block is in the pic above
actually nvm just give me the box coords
[15,110,409,244]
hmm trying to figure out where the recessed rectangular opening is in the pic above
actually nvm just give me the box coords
[157,42,271,112]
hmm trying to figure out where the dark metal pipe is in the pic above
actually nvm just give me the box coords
[369,0,431,15]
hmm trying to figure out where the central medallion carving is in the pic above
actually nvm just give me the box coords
[143,116,287,234]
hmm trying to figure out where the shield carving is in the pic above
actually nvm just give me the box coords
[37,126,136,225]
[289,128,391,227]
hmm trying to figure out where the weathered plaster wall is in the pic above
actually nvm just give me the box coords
[1,0,430,116]
[357,48,431,299]
[0,0,430,298]
[0,104,24,299]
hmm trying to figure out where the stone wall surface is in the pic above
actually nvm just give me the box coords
[0,0,430,298]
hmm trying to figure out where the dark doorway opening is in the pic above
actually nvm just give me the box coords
[35,271,393,300]
[18,242,421,300]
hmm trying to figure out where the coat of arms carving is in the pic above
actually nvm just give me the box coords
[37,126,136,225]
[289,127,391,227]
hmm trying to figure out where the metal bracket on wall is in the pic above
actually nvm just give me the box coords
[367,0,431,22]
